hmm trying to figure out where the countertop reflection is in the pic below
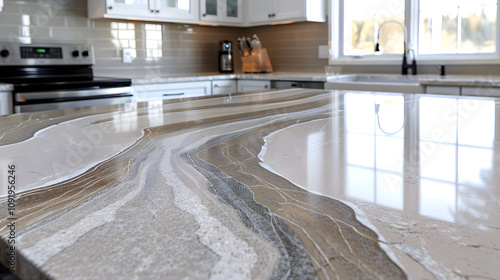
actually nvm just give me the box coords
[262,92,500,226]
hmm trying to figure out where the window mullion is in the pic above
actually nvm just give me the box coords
[407,0,419,55]
[457,5,462,52]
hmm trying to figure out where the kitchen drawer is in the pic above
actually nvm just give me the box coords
[271,80,324,89]
[212,80,237,95]
[133,81,212,102]
[237,80,271,92]
[461,87,500,97]
[426,86,460,95]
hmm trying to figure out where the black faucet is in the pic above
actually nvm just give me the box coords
[402,46,417,75]
[438,65,446,76]
[375,20,417,75]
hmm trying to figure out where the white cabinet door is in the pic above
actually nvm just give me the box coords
[155,0,198,22]
[237,80,271,92]
[134,81,212,102]
[273,0,304,21]
[0,91,13,116]
[247,0,274,24]
[105,0,155,17]
[212,80,237,95]
[0,0,4,12]
[462,87,500,97]
[200,0,242,24]
[246,0,325,25]
[88,0,199,23]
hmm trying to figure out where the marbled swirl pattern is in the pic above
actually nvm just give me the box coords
[1,89,498,279]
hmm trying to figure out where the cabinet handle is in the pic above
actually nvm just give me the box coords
[214,84,219,87]
[108,6,113,10]
[151,10,155,12]
[265,85,269,89]
[268,14,272,17]
[156,10,160,13]
[203,13,206,17]
[272,13,276,17]
[163,93,185,96]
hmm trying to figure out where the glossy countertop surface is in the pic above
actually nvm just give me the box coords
[100,71,500,88]
[96,72,329,85]
[419,74,500,87]
[0,89,499,279]
[327,74,500,88]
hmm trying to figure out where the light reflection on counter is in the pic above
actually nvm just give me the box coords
[344,93,405,210]
[262,92,499,226]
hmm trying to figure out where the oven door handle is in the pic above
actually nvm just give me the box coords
[16,87,133,102]
[163,92,185,97]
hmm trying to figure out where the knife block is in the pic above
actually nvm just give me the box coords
[241,48,273,73]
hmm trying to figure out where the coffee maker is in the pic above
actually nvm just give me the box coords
[219,40,233,73]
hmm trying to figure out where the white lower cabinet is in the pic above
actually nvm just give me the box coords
[0,91,13,115]
[133,79,274,103]
[212,80,237,95]
[133,81,212,102]
[426,85,500,97]
[461,87,500,97]
[237,80,271,92]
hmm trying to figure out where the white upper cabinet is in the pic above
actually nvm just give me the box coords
[88,0,325,26]
[88,0,198,23]
[155,0,198,22]
[200,0,243,24]
[247,0,274,23]
[246,0,326,26]
[93,0,156,19]
[273,0,305,21]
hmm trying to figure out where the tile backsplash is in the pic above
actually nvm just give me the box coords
[0,0,329,77]
[247,22,329,73]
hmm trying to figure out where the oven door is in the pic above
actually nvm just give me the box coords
[15,86,134,113]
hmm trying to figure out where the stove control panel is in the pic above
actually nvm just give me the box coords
[21,47,63,59]
[0,43,94,66]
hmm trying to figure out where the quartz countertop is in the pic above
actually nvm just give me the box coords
[327,73,500,87]
[96,72,329,85]
[0,89,499,279]
[418,75,500,87]
[99,71,500,88]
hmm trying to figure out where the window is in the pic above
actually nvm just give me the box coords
[330,0,500,64]
[111,22,137,58]
[419,0,497,54]
[343,0,405,56]
[145,24,163,59]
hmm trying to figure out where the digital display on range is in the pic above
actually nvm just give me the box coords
[20,47,63,59]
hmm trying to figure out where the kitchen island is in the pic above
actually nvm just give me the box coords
[0,88,499,279]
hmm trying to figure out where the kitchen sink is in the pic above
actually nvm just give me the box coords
[326,74,425,93]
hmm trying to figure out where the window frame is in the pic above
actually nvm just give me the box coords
[329,0,500,65]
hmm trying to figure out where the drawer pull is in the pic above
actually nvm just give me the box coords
[163,93,185,96]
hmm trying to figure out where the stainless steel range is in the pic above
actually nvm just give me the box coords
[0,43,133,113]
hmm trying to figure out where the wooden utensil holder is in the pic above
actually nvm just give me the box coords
[241,48,273,73]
